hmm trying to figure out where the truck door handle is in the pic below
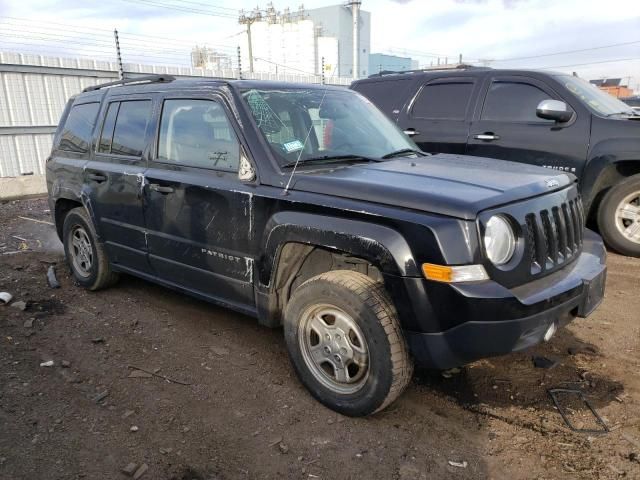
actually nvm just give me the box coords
[87,173,107,183]
[473,133,500,141]
[148,183,175,194]
[403,128,420,137]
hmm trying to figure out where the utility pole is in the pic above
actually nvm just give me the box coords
[345,1,361,80]
[113,29,124,80]
[239,7,262,74]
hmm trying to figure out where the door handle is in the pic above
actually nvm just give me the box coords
[473,133,500,141]
[87,173,107,182]
[403,128,420,137]
[148,183,175,194]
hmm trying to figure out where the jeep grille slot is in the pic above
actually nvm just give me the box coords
[525,197,584,275]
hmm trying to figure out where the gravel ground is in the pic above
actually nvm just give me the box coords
[0,197,639,480]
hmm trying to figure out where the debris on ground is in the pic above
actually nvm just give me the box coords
[91,337,105,344]
[441,367,461,379]
[93,391,109,403]
[46,266,60,289]
[122,463,138,476]
[278,442,289,454]
[532,355,558,369]
[130,426,139,432]
[548,388,609,434]
[11,301,27,311]
[0,292,13,304]
[40,360,54,367]
[448,460,468,468]
[132,463,148,479]
[128,369,153,378]
[126,365,191,386]
[61,360,71,368]
[23,318,34,328]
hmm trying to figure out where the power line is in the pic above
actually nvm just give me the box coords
[491,40,640,62]
[123,0,238,18]
[536,57,640,70]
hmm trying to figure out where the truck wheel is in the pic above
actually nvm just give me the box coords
[598,174,640,257]
[62,207,119,290]
[283,270,413,416]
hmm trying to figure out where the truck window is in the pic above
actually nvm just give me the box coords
[110,100,152,157]
[98,102,119,154]
[157,99,240,171]
[481,82,552,123]
[58,102,100,153]
[355,78,413,115]
[411,82,474,120]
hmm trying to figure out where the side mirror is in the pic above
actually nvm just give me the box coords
[536,99,573,123]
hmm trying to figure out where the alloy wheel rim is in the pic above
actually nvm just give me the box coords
[298,304,369,394]
[70,226,93,277]
[614,192,640,245]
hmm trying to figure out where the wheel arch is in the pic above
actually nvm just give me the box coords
[254,212,420,328]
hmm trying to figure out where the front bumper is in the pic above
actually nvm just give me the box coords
[390,229,607,369]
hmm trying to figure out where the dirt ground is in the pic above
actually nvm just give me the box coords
[0,197,639,480]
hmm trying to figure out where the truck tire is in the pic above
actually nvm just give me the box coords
[597,174,640,257]
[283,270,413,416]
[62,207,119,290]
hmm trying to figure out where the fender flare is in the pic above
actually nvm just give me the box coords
[258,211,420,287]
[582,149,640,213]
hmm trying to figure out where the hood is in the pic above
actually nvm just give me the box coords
[289,154,575,220]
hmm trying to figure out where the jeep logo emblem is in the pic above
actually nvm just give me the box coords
[545,179,560,188]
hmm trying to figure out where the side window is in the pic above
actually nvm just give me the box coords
[58,102,100,153]
[355,78,413,115]
[481,81,552,122]
[411,82,474,120]
[108,100,152,157]
[98,102,119,153]
[158,99,240,171]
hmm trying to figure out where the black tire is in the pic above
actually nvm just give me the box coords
[597,174,640,257]
[62,207,119,290]
[283,270,413,416]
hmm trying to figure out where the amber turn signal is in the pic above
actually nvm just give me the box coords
[422,263,489,283]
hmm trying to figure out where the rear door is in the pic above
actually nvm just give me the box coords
[84,95,155,274]
[466,75,589,173]
[143,92,255,309]
[397,76,477,154]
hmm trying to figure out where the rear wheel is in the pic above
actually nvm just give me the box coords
[283,270,413,416]
[62,207,119,290]
[598,174,640,257]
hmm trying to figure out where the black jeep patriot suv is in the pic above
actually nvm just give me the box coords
[47,75,607,416]
[352,67,640,257]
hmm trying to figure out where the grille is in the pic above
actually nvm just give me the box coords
[525,196,584,274]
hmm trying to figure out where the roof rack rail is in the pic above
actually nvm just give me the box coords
[368,64,489,78]
[83,74,176,92]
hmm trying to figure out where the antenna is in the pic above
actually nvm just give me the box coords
[282,64,338,196]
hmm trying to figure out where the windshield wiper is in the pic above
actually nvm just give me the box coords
[381,148,425,159]
[282,155,379,168]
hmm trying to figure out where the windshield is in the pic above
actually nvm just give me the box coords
[557,75,634,116]
[241,87,418,167]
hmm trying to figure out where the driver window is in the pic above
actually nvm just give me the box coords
[158,99,240,171]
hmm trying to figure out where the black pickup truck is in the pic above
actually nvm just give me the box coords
[352,67,640,257]
[47,75,606,416]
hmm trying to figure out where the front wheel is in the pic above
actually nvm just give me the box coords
[597,174,640,257]
[283,270,413,416]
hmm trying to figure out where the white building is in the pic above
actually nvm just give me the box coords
[191,46,233,71]
[239,3,370,80]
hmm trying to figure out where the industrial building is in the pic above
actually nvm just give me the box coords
[239,2,371,80]
[368,53,413,74]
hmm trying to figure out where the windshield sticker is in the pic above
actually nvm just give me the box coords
[283,140,304,153]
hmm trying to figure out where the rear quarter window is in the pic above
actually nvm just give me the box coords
[353,78,413,116]
[58,102,100,153]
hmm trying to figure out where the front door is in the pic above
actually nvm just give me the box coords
[84,96,155,274]
[397,77,477,154]
[143,94,255,309]
[466,75,589,175]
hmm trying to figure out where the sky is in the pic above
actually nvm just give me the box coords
[1,0,639,89]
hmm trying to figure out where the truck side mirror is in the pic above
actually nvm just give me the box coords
[536,99,573,123]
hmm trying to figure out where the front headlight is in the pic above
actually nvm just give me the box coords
[484,215,516,265]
